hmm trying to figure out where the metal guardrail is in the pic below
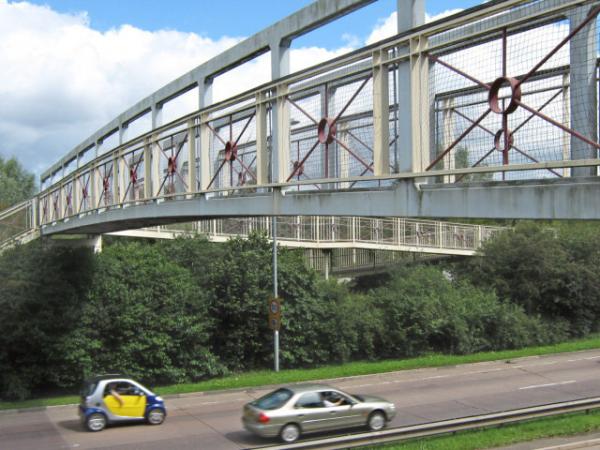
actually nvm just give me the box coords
[249,396,600,450]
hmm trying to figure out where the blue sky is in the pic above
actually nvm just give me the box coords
[25,0,482,48]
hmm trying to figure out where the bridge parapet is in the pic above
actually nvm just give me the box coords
[31,0,600,233]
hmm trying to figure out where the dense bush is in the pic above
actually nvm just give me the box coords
[0,242,94,400]
[454,222,600,336]
[0,223,596,400]
[370,267,563,358]
[76,241,225,385]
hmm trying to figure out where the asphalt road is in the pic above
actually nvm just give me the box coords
[3,348,600,450]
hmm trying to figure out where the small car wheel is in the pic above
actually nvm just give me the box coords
[86,413,107,432]
[367,411,386,431]
[147,408,165,425]
[280,423,301,443]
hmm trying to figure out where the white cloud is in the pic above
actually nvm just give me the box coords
[0,1,358,179]
[0,1,242,175]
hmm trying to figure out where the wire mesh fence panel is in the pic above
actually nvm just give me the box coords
[429,7,599,182]
[206,107,258,193]
[0,202,32,243]
[120,145,146,203]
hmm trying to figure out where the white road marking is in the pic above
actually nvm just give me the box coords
[519,380,576,390]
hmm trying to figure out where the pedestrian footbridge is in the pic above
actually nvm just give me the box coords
[3,0,600,244]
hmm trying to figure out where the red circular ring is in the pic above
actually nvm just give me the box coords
[488,77,521,115]
[317,118,336,144]
[225,141,238,161]
[494,129,514,151]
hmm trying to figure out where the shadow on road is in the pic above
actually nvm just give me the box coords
[58,419,86,433]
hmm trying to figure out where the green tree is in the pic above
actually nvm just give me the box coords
[454,222,600,335]
[0,242,95,400]
[0,156,36,209]
[79,241,225,385]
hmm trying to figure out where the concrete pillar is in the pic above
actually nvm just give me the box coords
[373,49,390,176]
[198,80,213,191]
[271,40,291,183]
[442,98,455,183]
[199,113,212,190]
[256,92,269,185]
[113,154,121,205]
[397,0,425,173]
[569,5,598,177]
[72,174,80,214]
[119,124,129,145]
[143,137,152,199]
[562,73,570,177]
[187,118,197,195]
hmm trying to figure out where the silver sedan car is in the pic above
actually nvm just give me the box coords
[242,384,396,443]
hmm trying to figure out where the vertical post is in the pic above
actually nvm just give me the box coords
[119,123,128,145]
[198,79,213,191]
[187,118,197,196]
[199,113,211,190]
[569,4,597,177]
[271,40,291,183]
[562,73,571,177]
[256,92,269,185]
[443,98,455,183]
[270,38,290,373]
[143,137,152,199]
[113,153,122,205]
[272,215,279,372]
[397,0,425,173]
[373,49,390,176]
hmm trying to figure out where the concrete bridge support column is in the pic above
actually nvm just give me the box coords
[198,80,213,191]
[569,5,598,177]
[256,92,269,186]
[187,118,197,196]
[396,0,425,174]
[271,40,291,183]
[373,49,390,176]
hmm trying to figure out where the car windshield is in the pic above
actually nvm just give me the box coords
[251,388,293,410]
[352,394,364,402]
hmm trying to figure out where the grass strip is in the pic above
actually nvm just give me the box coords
[2,334,600,411]
[368,409,600,449]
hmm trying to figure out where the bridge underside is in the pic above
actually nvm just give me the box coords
[41,177,600,235]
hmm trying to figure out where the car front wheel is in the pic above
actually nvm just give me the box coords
[280,423,301,443]
[86,413,107,432]
[367,411,386,431]
[147,408,166,425]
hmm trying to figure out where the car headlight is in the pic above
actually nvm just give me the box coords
[155,396,164,402]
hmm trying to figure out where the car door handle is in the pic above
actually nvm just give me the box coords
[329,411,336,414]
[297,414,304,417]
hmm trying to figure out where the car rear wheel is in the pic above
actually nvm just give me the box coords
[86,413,107,432]
[147,408,165,425]
[367,411,386,431]
[280,423,301,443]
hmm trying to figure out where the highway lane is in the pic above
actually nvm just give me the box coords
[2,349,600,450]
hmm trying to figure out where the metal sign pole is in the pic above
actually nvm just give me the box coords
[272,215,279,372]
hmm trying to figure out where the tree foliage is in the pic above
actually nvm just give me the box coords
[0,156,36,209]
[0,224,596,400]
[454,222,600,335]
